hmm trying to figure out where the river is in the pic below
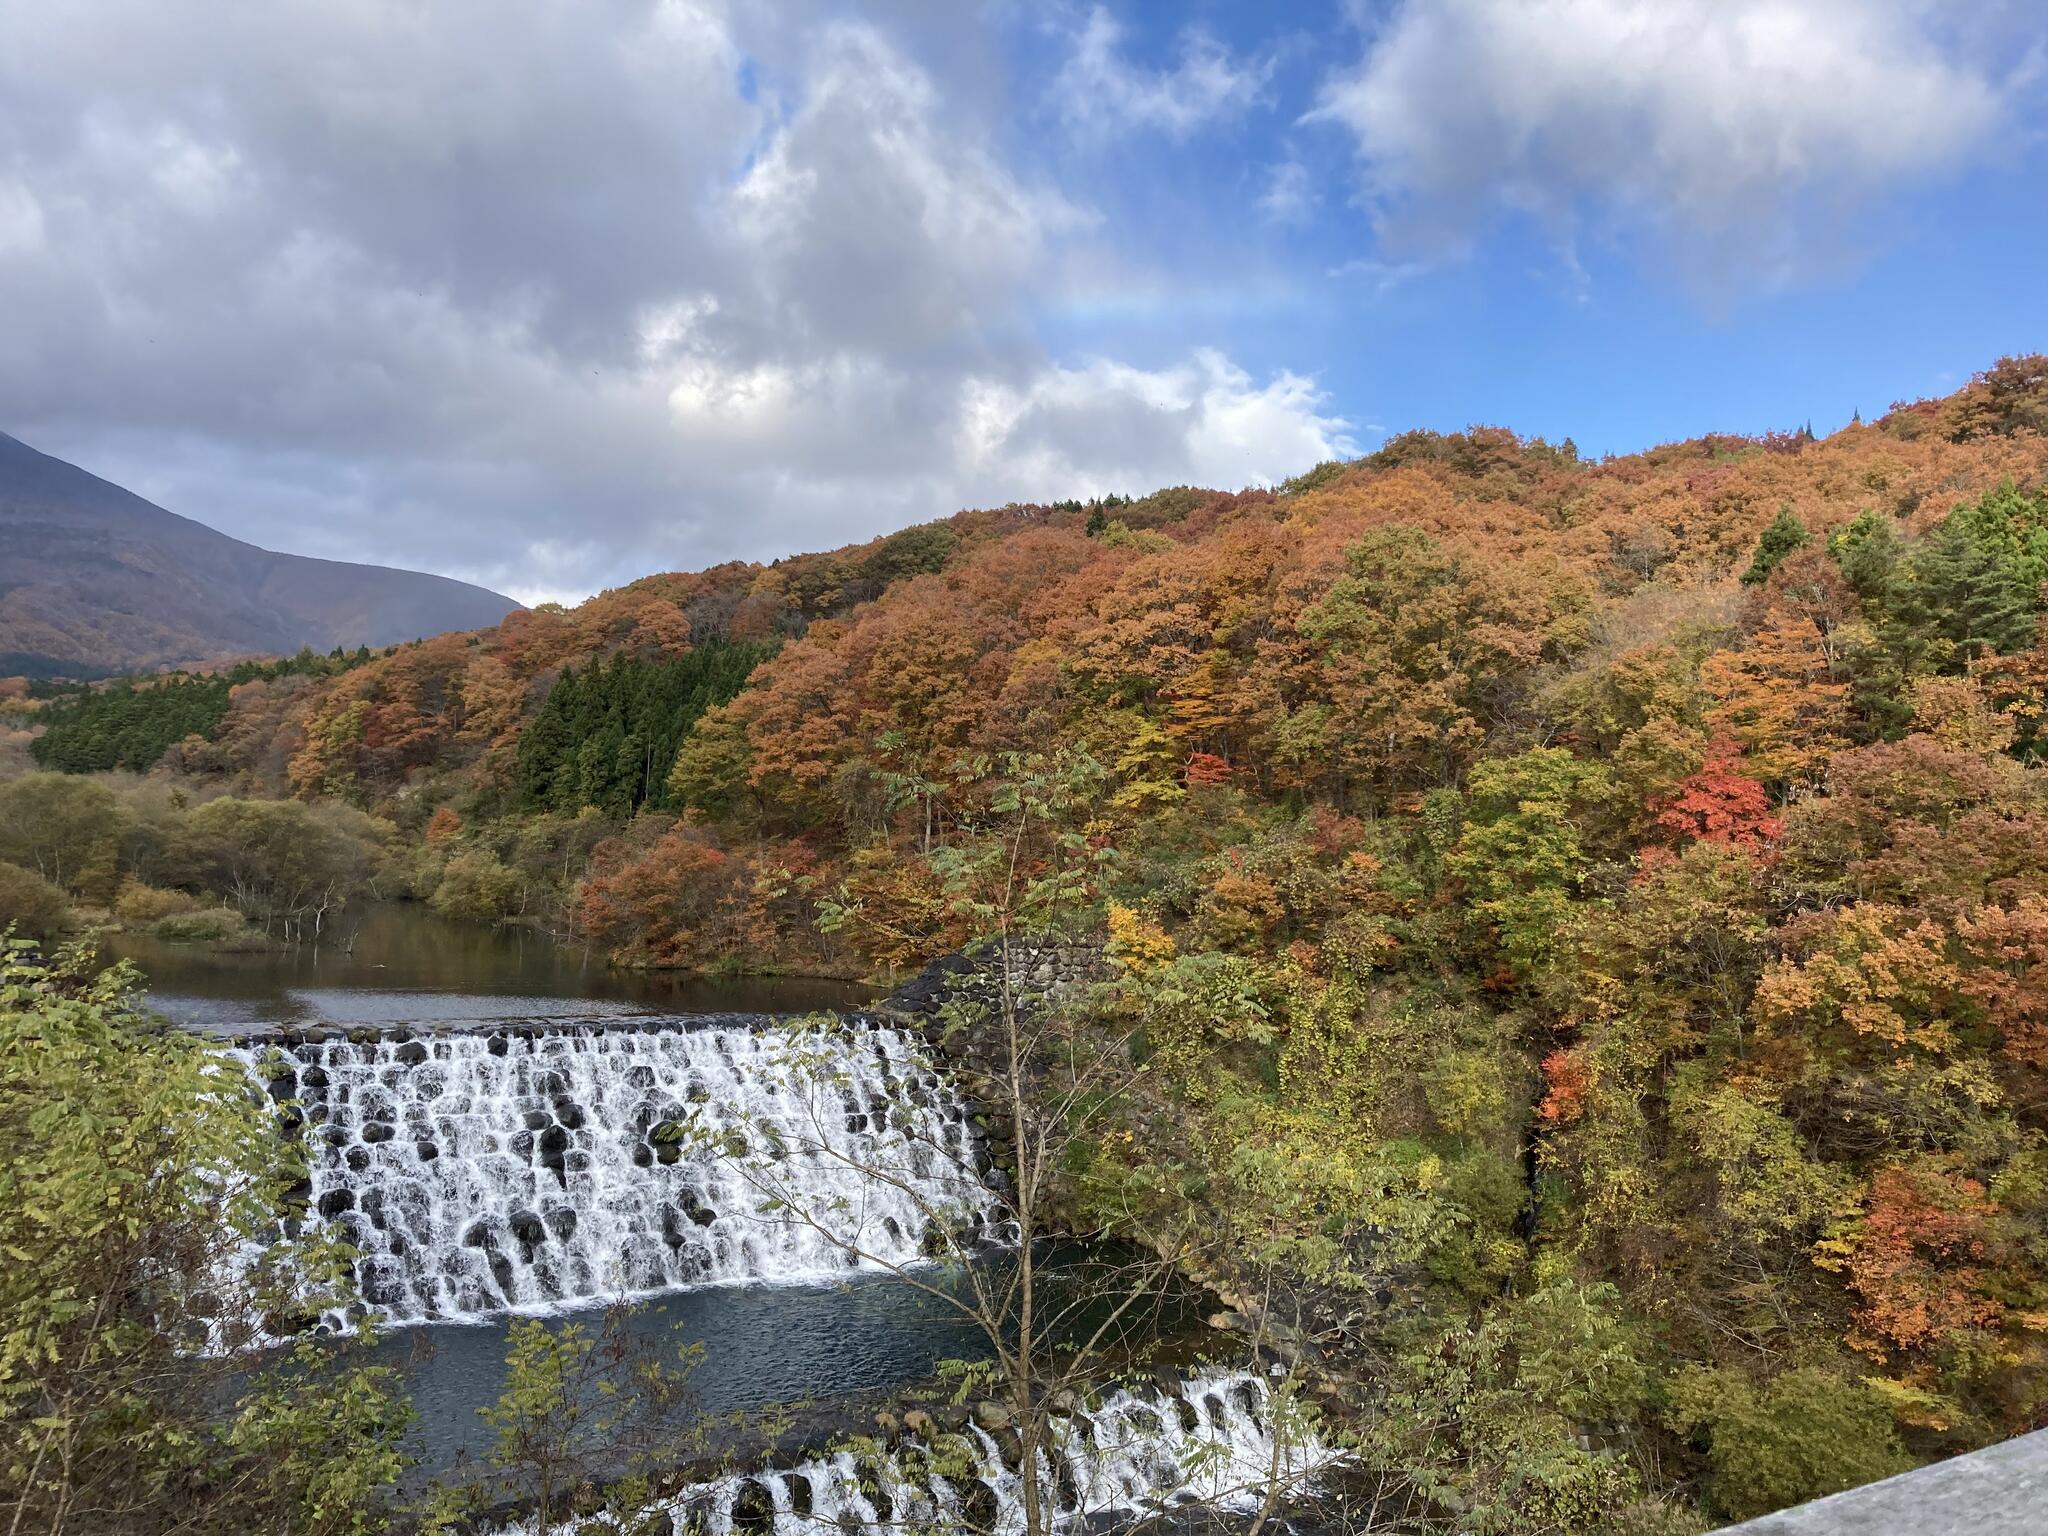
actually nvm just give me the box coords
[110,904,1214,1503]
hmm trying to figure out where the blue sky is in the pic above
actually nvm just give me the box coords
[1,0,2044,600]
[998,0,2048,456]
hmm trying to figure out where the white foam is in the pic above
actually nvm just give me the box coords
[232,1020,993,1328]
[513,1370,1338,1535]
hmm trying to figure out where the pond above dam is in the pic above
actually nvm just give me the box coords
[105,899,872,1034]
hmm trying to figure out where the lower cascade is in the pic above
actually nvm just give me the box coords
[516,1371,1336,1535]
[233,1018,992,1327]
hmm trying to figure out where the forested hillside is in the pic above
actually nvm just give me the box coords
[7,356,2048,1529]
[24,649,375,773]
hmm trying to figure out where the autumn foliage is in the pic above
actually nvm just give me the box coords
[28,355,2048,1524]
[1653,739,1782,851]
[1834,1165,2004,1362]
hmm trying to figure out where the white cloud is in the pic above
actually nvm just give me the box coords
[1313,0,2030,287]
[1258,160,1315,225]
[1326,256,1429,299]
[959,350,1352,497]
[0,2,1336,602]
[1052,6,1271,141]
[723,23,1085,356]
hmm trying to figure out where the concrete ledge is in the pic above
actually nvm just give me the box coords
[1714,1428,2048,1535]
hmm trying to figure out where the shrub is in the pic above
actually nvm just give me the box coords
[429,851,525,921]
[152,908,250,944]
[1361,1281,1656,1535]
[112,879,198,925]
[0,860,71,941]
[0,941,410,1528]
[1667,1363,1913,1521]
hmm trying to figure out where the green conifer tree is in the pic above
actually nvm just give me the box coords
[1741,506,1811,586]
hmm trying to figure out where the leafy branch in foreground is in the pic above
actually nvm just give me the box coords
[421,1304,701,1536]
[0,936,411,1536]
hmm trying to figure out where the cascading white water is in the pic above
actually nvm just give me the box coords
[232,1018,994,1328]
[513,1370,1337,1536]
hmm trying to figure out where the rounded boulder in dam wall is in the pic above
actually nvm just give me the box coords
[229,1017,997,1328]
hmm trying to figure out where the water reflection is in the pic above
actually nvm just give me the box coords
[105,901,872,1033]
[389,1268,976,1483]
[375,1245,1196,1485]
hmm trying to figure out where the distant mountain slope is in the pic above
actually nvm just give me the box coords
[0,431,520,675]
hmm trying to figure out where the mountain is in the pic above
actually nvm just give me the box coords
[0,431,520,676]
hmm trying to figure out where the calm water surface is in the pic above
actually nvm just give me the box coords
[378,1246,1192,1482]
[107,901,872,1033]
[386,1271,985,1476]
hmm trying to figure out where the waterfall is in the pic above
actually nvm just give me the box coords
[232,1017,993,1328]
[513,1370,1337,1535]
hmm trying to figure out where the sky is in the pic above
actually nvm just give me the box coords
[1,1,2044,606]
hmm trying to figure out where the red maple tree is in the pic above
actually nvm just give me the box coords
[1653,737,1783,851]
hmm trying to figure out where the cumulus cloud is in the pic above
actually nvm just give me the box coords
[1052,7,1271,141]
[961,351,1352,495]
[720,26,1085,362]
[0,1,1338,602]
[1313,0,2035,288]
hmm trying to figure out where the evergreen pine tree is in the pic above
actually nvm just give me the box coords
[1742,506,1811,586]
[515,665,579,809]
[1912,513,2036,660]
[1829,510,1907,606]
[510,639,777,817]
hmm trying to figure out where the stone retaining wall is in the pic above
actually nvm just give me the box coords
[881,937,1112,1021]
